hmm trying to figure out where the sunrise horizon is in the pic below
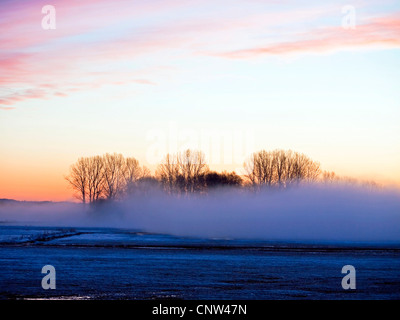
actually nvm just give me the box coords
[1,0,400,201]
[1,146,400,203]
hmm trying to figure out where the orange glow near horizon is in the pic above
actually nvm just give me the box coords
[1,159,399,202]
[0,166,72,202]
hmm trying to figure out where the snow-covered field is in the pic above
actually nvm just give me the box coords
[0,225,399,300]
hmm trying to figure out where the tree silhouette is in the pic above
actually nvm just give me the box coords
[124,157,151,195]
[65,149,332,203]
[65,153,148,203]
[87,155,105,203]
[65,157,88,203]
[244,149,321,188]
[103,153,125,200]
[205,171,242,188]
[156,149,209,194]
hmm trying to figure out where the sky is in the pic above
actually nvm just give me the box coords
[0,0,399,201]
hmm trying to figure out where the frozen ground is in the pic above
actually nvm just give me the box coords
[0,225,399,300]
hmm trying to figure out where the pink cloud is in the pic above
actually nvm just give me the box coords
[54,92,68,97]
[1,0,192,107]
[1,0,399,108]
[216,14,400,58]
[0,88,48,105]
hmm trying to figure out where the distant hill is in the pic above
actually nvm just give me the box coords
[0,199,19,204]
[0,199,71,205]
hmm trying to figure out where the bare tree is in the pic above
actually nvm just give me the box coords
[102,153,125,200]
[66,153,151,203]
[142,166,151,178]
[156,153,180,194]
[66,155,105,203]
[156,149,209,194]
[65,157,88,203]
[177,149,208,193]
[244,150,275,186]
[87,155,105,202]
[124,157,141,184]
[322,171,337,183]
[123,157,150,195]
[244,149,321,188]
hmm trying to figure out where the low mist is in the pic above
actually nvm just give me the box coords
[1,184,400,244]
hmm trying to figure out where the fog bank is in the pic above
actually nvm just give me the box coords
[1,184,400,243]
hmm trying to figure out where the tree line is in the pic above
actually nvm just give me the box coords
[66,149,327,203]
[244,149,321,188]
[65,154,150,203]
